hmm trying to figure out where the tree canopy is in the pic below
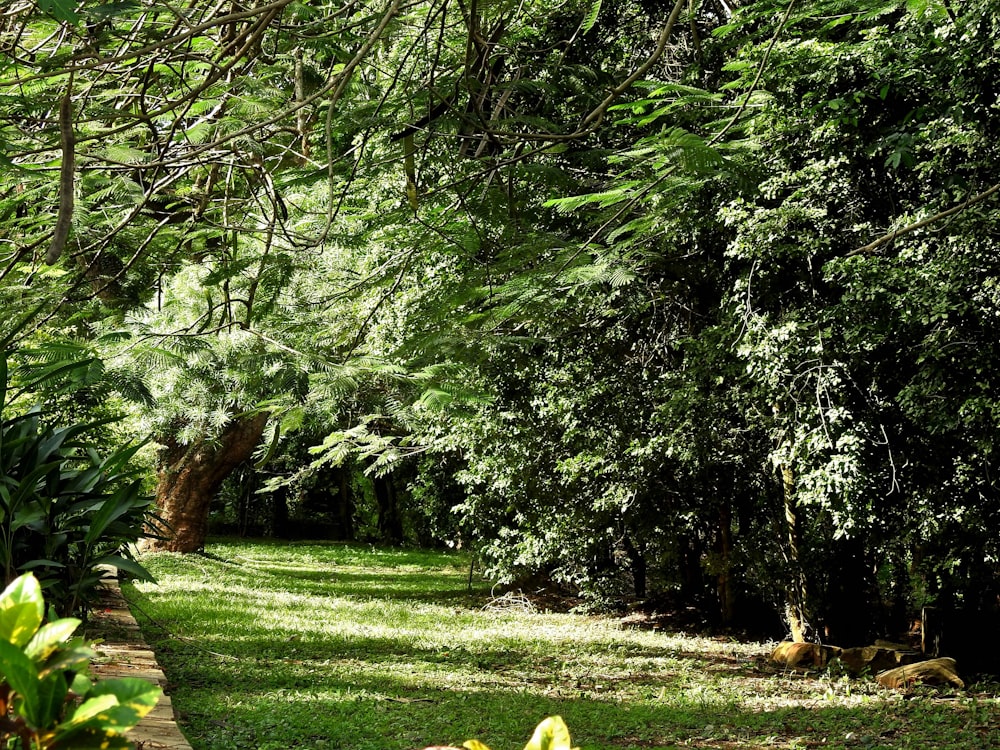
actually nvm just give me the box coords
[2,0,999,641]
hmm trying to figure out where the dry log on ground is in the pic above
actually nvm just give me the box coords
[770,641,841,668]
[771,641,924,675]
[837,646,922,674]
[875,657,964,689]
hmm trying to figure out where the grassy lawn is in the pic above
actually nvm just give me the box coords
[125,539,1000,750]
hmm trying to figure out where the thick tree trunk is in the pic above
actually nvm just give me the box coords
[144,413,268,552]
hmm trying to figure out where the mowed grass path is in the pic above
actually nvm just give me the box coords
[126,540,1000,750]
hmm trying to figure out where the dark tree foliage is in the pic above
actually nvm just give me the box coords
[400,0,1000,640]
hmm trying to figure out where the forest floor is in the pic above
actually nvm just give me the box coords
[124,540,1000,750]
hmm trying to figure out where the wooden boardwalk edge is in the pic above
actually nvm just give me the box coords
[86,579,194,750]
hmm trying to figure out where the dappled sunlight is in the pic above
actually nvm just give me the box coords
[127,543,1000,750]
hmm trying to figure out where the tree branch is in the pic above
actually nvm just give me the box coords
[45,73,75,265]
[849,181,1000,256]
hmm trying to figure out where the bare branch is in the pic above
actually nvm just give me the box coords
[849,182,1000,256]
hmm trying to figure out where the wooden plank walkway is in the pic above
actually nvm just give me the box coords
[84,580,194,750]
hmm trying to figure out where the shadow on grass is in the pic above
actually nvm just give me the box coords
[129,576,769,678]
[295,569,487,603]
[131,599,721,673]
[203,538,470,572]
[155,654,989,750]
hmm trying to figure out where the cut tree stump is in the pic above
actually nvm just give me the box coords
[875,657,964,689]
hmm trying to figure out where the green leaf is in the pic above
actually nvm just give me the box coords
[57,678,160,737]
[89,677,161,711]
[580,0,601,33]
[40,642,94,675]
[59,693,119,729]
[523,716,576,750]
[0,638,40,714]
[0,574,44,647]
[25,618,81,661]
[31,671,71,730]
[38,0,81,23]
[90,554,155,583]
[83,484,144,545]
[69,672,91,695]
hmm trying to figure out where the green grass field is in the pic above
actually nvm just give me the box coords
[125,540,1000,750]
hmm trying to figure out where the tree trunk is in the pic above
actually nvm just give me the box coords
[678,532,704,603]
[144,413,268,552]
[331,466,355,541]
[270,483,289,538]
[717,503,737,626]
[781,462,814,642]
[622,533,647,599]
[373,473,403,544]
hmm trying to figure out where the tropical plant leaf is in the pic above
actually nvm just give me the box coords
[580,0,601,33]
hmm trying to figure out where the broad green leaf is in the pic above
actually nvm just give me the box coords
[28,671,70,730]
[38,0,81,23]
[70,672,92,695]
[0,574,44,646]
[59,693,118,729]
[88,677,161,708]
[0,638,40,710]
[63,678,160,734]
[43,642,94,676]
[25,617,81,661]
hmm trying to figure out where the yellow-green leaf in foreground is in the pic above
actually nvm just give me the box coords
[523,716,577,750]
